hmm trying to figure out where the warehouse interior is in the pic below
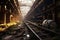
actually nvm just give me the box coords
[0,0,60,40]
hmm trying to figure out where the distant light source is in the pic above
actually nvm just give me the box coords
[20,6,30,17]
[18,0,35,18]
[5,5,7,10]
[26,34,30,38]
[34,0,35,1]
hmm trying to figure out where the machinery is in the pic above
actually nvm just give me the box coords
[0,0,22,31]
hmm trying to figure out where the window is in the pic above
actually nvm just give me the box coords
[18,0,35,18]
